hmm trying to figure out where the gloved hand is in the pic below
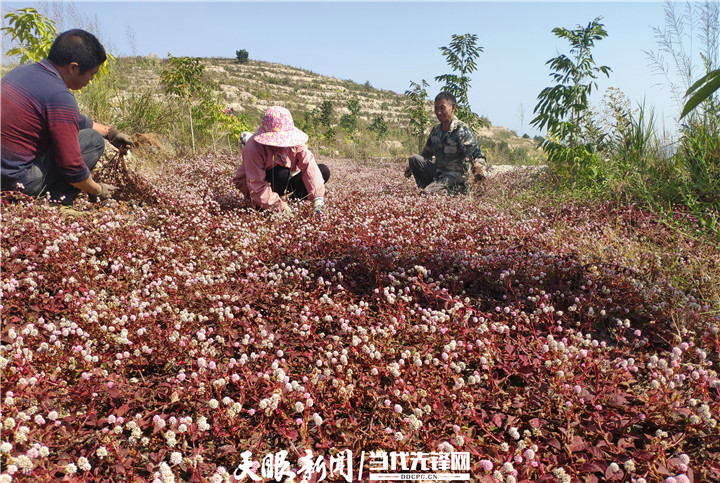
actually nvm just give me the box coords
[88,182,117,203]
[276,201,293,217]
[313,197,325,218]
[240,132,253,146]
[473,157,487,181]
[404,165,413,178]
[108,128,134,149]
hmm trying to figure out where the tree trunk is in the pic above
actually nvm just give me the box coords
[189,104,196,152]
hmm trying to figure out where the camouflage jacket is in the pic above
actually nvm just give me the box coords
[420,117,485,187]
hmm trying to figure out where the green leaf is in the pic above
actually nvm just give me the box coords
[680,69,720,119]
[3,7,57,63]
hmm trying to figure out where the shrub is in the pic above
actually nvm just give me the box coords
[676,118,720,228]
[235,49,249,64]
[114,87,176,135]
[318,101,333,128]
[369,115,389,139]
[339,114,357,134]
[404,80,431,152]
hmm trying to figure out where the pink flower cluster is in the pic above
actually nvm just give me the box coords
[1,155,718,482]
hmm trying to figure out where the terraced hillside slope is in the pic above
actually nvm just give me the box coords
[113,57,413,126]
[111,56,541,161]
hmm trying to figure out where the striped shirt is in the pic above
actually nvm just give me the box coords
[1,59,93,190]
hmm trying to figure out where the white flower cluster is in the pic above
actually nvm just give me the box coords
[698,403,717,429]
[164,430,177,448]
[126,420,143,442]
[77,456,92,472]
[312,413,323,426]
[387,362,401,378]
[553,467,571,483]
[437,441,453,453]
[154,461,175,483]
[227,402,243,419]
[258,392,282,416]
[197,416,210,431]
[407,414,422,431]
[467,374,481,385]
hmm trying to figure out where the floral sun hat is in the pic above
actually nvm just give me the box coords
[253,106,308,147]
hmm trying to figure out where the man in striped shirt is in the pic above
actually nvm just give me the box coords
[1,29,132,205]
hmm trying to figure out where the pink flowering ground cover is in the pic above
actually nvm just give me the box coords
[1,154,719,483]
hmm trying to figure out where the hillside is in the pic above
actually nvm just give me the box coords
[110,56,541,162]
[112,57,405,125]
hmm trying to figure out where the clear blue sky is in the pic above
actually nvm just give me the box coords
[4,1,715,138]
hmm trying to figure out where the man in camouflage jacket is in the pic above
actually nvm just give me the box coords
[405,91,486,194]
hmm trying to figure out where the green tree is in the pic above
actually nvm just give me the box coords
[235,49,249,64]
[318,100,334,128]
[201,100,254,150]
[161,54,207,151]
[161,54,206,99]
[531,17,612,186]
[299,111,317,137]
[340,98,361,136]
[346,98,361,118]
[369,115,388,139]
[339,114,357,135]
[2,7,56,63]
[405,79,430,151]
[2,7,114,79]
[435,33,486,128]
[532,17,612,146]
[324,126,336,144]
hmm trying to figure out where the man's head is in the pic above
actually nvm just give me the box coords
[48,29,106,90]
[434,91,457,127]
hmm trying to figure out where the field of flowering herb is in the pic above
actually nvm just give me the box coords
[1,154,719,483]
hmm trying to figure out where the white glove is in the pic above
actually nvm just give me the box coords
[313,197,325,214]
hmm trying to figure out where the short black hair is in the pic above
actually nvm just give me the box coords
[48,29,107,73]
[435,91,457,105]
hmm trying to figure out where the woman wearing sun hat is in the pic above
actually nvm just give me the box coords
[232,106,330,214]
